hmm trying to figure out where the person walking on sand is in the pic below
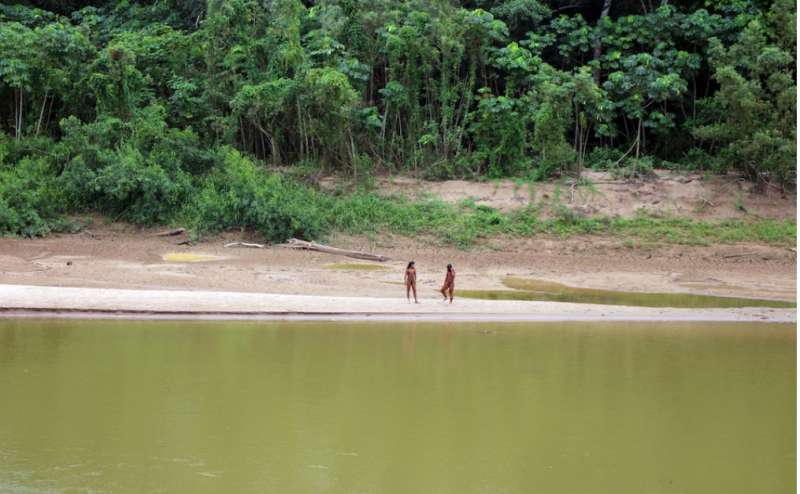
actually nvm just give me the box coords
[405,261,419,303]
[440,264,455,303]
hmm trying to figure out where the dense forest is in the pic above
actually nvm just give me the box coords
[0,0,795,242]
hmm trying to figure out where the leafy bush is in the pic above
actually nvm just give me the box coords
[89,145,192,224]
[586,147,624,170]
[681,148,715,171]
[467,91,530,178]
[186,148,326,242]
[608,156,656,179]
[0,157,63,236]
[692,0,796,187]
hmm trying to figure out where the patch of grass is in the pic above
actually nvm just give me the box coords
[324,189,795,248]
[604,216,796,246]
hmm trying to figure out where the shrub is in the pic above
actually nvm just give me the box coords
[90,145,192,224]
[585,147,622,170]
[186,148,326,242]
[0,157,63,236]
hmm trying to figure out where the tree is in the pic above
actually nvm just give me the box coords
[693,0,796,188]
[0,22,36,139]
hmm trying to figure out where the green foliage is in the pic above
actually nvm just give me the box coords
[0,0,794,243]
[530,66,577,177]
[692,0,796,187]
[89,144,191,224]
[185,148,326,242]
[0,157,62,236]
[0,0,794,181]
[467,89,529,177]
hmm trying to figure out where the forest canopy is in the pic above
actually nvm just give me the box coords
[0,0,796,240]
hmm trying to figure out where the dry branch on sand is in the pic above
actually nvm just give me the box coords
[224,242,265,249]
[153,228,186,237]
[277,238,390,262]
[722,252,760,259]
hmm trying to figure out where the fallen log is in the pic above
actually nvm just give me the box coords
[153,228,186,237]
[224,241,265,249]
[722,252,760,259]
[278,238,390,262]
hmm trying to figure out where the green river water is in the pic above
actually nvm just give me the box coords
[0,319,794,493]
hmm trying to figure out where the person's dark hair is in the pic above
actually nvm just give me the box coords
[407,261,415,269]
[447,264,452,270]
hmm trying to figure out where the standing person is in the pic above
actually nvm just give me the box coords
[405,261,418,303]
[440,264,455,303]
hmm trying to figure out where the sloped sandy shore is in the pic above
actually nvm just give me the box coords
[0,284,794,323]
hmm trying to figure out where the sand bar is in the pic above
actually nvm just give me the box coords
[0,284,794,323]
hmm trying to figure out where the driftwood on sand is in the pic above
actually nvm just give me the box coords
[224,241,266,249]
[153,228,186,237]
[722,252,760,259]
[277,238,390,262]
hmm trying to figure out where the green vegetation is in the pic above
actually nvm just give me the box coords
[0,0,795,244]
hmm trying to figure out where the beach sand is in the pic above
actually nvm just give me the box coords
[0,218,794,322]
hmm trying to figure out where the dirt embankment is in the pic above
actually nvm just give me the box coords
[329,170,795,220]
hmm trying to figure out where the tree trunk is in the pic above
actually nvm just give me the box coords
[349,128,357,179]
[296,100,305,161]
[254,120,280,165]
[592,0,613,84]
[44,93,54,131]
[36,91,48,137]
[634,118,642,176]
[16,88,23,141]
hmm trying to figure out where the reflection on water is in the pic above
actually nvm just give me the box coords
[0,319,794,494]
[456,276,795,308]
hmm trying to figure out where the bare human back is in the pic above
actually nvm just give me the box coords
[440,264,455,303]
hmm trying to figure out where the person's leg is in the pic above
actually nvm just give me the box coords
[439,286,447,300]
[448,286,454,303]
[412,284,418,303]
[406,283,411,302]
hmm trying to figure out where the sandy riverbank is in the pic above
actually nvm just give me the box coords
[0,284,795,322]
[0,223,796,298]
[0,216,795,322]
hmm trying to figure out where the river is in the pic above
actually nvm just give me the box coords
[0,319,794,493]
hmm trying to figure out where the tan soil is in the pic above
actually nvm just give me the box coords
[0,220,794,306]
[0,172,795,318]
[1,284,794,323]
[328,170,796,220]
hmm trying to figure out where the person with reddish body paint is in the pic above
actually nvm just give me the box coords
[440,264,455,303]
[405,261,419,303]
